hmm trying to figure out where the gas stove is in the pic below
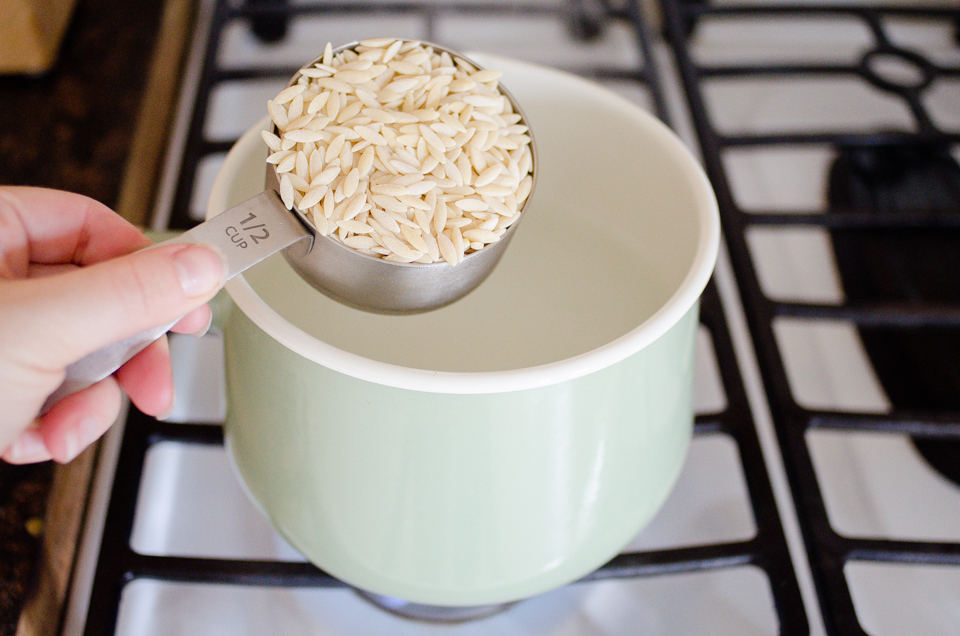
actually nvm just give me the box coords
[59,1,960,635]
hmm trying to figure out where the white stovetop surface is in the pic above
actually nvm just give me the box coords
[65,2,960,635]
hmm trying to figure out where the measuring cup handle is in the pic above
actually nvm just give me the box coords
[40,190,313,415]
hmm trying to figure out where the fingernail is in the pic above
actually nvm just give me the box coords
[173,245,226,298]
[3,429,49,464]
[62,430,80,464]
[156,391,176,421]
[62,417,101,464]
[191,311,213,338]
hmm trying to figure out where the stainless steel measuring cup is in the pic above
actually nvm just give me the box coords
[41,40,536,412]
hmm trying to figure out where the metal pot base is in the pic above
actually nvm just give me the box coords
[353,589,515,623]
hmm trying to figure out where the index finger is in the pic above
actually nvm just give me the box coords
[0,186,151,278]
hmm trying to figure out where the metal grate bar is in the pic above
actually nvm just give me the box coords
[743,212,960,227]
[772,301,960,326]
[128,553,344,588]
[808,411,960,437]
[718,132,960,146]
[581,539,763,580]
[680,3,960,20]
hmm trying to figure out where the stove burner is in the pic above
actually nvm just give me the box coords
[354,590,515,623]
[828,140,960,487]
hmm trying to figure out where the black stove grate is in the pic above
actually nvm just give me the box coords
[79,0,806,634]
[658,2,960,635]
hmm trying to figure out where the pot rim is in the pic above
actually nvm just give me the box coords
[211,56,720,395]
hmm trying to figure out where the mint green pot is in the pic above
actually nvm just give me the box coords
[208,55,719,607]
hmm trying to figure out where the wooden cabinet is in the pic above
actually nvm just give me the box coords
[0,0,78,74]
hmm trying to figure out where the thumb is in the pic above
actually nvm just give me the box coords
[8,243,227,370]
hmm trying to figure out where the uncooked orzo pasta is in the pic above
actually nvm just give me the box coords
[263,39,535,266]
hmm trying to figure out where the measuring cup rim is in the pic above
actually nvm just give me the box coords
[271,39,538,269]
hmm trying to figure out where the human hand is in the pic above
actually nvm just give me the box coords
[0,187,226,464]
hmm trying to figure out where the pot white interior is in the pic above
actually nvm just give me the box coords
[208,55,719,394]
